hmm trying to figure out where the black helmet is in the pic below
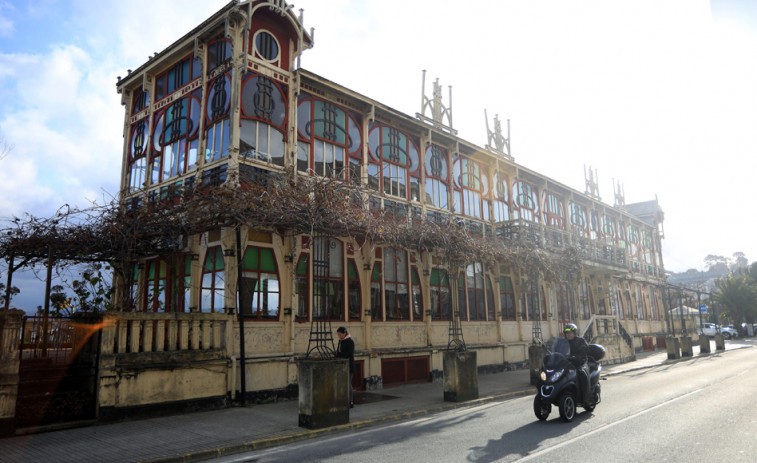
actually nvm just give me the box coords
[563,323,578,336]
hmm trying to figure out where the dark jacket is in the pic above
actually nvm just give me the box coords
[337,336,355,374]
[567,335,588,366]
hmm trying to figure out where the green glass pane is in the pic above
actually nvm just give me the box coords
[215,248,225,270]
[296,255,308,275]
[412,268,419,284]
[184,255,192,274]
[132,263,139,281]
[372,263,382,281]
[486,277,492,289]
[440,271,449,286]
[430,269,440,285]
[348,260,358,279]
[243,247,259,270]
[260,248,276,271]
[204,251,214,271]
[147,261,156,279]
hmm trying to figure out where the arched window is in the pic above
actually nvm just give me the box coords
[297,238,361,321]
[239,246,280,320]
[297,94,362,178]
[430,269,451,320]
[601,214,616,245]
[490,172,510,222]
[424,144,450,209]
[204,73,231,163]
[370,248,422,321]
[499,276,516,320]
[145,258,167,312]
[241,73,288,167]
[568,201,588,237]
[460,263,489,321]
[151,90,201,183]
[201,246,225,313]
[347,260,362,321]
[453,156,487,219]
[128,117,148,192]
[313,237,344,321]
[367,123,421,201]
[543,191,565,229]
[513,180,540,223]
[384,248,410,320]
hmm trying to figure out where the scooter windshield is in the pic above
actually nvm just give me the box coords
[544,337,570,369]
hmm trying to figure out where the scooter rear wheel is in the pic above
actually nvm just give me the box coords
[533,395,551,421]
[558,392,576,422]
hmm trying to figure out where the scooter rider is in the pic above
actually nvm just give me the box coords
[564,323,592,405]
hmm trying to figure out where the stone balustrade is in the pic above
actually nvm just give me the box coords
[101,312,231,355]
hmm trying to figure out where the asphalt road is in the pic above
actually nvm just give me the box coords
[211,342,757,463]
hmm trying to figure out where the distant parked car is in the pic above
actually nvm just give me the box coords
[700,323,737,339]
[700,323,718,337]
[722,325,739,339]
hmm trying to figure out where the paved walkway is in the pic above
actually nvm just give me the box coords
[0,340,751,463]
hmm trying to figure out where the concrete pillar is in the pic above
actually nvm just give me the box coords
[666,336,680,360]
[680,336,693,357]
[528,343,544,386]
[714,333,725,351]
[0,309,23,437]
[699,334,711,354]
[298,359,349,429]
[443,350,479,402]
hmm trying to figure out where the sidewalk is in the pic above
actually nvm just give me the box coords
[0,340,750,463]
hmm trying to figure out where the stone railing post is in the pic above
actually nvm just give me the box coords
[0,309,24,437]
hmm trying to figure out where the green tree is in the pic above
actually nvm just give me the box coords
[714,275,757,326]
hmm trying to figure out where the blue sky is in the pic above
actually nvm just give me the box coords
[2,0,757,311]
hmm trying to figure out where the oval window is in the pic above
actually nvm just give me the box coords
[255,31,279,62]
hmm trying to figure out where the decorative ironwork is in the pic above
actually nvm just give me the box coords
[132,120,146,158]
[484,109,511,159]
[210,76,228,121]
[613,179,626,209]
[584,165,601,200]
[253,76,275,120]
[306,236,336,358]
[416,70,457,135]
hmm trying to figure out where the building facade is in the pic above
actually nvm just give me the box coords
[115,0,667,399]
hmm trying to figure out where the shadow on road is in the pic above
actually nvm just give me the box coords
[465,406,593,463]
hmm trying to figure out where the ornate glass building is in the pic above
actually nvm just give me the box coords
[115,0,667,401]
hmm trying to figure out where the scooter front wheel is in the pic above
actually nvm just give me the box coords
[533,395,551,421]
[558,392,576,422]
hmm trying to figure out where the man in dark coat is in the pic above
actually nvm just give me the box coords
[564,323,592,405]
[336,326,355,408]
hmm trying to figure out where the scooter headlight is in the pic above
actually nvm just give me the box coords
[546,369,563,383]
[540,371,547,381]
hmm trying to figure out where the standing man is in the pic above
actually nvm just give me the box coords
[336,326,355,408]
